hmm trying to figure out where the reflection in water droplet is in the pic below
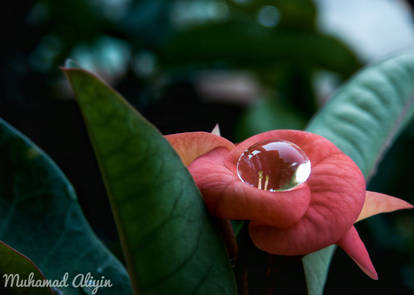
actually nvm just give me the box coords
[236,140,311,191]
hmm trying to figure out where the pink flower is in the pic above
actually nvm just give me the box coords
[166,130,412,279]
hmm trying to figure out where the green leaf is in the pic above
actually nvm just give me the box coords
[236,97,307,141]
[63,67,237,295]
[161,21,361,77]
[303,52,414,295]
[301,245,335,295]
[0,118,132,295]
[0,241,52,295]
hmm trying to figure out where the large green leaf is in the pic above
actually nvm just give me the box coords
[0,241,52,295]
[0,118,132,295]
[63,67,237,294]
[160,21,361,77]
[303,52,414,295]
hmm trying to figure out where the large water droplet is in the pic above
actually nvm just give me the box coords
[236,140,311,191]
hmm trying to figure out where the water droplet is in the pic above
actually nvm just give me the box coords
[236,140,311,191]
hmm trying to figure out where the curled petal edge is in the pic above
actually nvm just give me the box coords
[165,131,235,166]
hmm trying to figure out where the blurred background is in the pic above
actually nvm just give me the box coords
[2,0,414,294]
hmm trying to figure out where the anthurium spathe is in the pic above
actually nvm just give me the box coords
[166,129,413,280]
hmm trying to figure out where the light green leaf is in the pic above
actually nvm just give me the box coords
[0,118,132,295]
[0,241,52,295]
[303,52,414,295]
[301,245,335,295]
[63,67,237,295]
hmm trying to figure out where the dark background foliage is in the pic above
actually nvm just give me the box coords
[2,0,414,294]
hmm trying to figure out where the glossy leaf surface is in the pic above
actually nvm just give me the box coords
[63,67,237,295]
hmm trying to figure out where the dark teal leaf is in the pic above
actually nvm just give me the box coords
[63,67,237,295]
[0,118,132,295]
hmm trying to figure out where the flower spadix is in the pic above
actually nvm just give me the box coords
[166,129,413,280]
